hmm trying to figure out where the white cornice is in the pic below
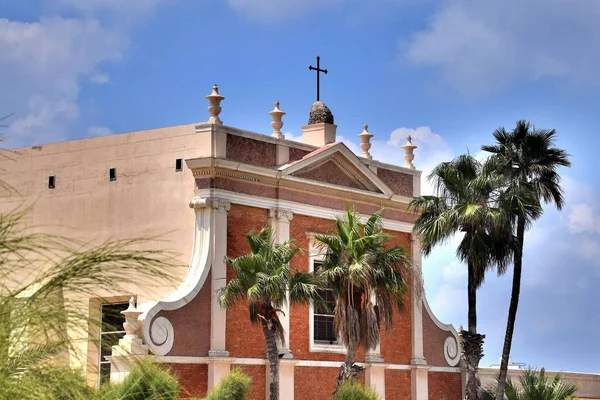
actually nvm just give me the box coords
[195,188,414,233]
[186,157,414,206]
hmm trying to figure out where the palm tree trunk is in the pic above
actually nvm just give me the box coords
[464,260,484,400]
[495,215,525,400]
[335,341,360,392]
[262,321,280,400]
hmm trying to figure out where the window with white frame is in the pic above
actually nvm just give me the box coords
[99,302,128,385]
[312,260,337,344]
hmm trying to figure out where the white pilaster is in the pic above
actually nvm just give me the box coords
[365,363,386,399]
[269,208,293,356]
[209,198,231,357]
[411,365,429,400]
[268,359,297,400]
[276,144,290,165]
[411,237,427,400]
[208,358,232,391]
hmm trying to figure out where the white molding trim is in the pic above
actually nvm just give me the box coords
[186,156,414,204]
[307,244,346,355]
[429,366,462,373]
[422,297,461,367]
[157,355,419,371]
[195,189,414,233]
[140,198,227,356]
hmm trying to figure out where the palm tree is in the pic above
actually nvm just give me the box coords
[482,368,578,400]
[0,206,180,399]
[219,226,322,400]
[314,209,412,388]
[408,154,512,400]
[482,121,571,400]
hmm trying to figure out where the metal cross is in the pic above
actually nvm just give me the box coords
[308,56,328,101]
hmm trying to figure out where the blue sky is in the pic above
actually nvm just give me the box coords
[2,0,599,372]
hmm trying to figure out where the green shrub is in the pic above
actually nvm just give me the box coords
[1,367,97,400]
[334,381,380,400]
[204,368,252,400]
[102,359,180,400]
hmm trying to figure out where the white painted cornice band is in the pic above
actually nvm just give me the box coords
[195,188,414,233]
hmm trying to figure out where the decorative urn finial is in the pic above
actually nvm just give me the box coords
[358,124,374,159]
[401,135,417,169]
[269,100,286,139]
[206,84,225,125]
[308,101,334,125]
[121,297,143,339]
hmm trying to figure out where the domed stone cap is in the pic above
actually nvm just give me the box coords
[308,101,334,125]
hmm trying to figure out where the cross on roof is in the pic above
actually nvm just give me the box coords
[308,56,328,102]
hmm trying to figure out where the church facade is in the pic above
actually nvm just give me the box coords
[0,85,464,399]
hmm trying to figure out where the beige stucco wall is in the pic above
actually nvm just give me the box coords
[0,123,216,378]
[479,368,600,399]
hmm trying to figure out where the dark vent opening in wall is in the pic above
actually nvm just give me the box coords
[175,158,183,172]
[109,168,116,181]
[48,175,55,189]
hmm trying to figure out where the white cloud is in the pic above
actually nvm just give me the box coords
[87,125,112,137]
[404,0,600,95]
[569,203,600,234]
[0,2,165,148]
[442,261,466,283]
[90,72,109,84]
[226,0,344,20]
[284,131,301,142]
[0,17,125,146]
[385,126,453,194]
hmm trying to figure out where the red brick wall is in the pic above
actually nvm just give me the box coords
[232,364,265,400]
[423,305,452,367]
[376,168,414,197]
[226,134,277,167]
[428,372,463,400]
[296,161,364,190]
[226,204,270,358]
[164,363,208,399]
[385,370,412,399]
[289,214,358,362]
[289,147,311,163]
[378,230,412,365]
[156,272,211,357]
[294,367,365,400]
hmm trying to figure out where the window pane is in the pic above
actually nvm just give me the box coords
[100,333,123,359]
[314,315,336,343]
[99,363,111,386]
[101,303,128,332]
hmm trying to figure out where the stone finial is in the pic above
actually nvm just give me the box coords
[269,101,286,139]
[121,297,143,339]
[308,101,334,125]
[358,124,374,159]
[401,135,417,169]
[206,84,225,125]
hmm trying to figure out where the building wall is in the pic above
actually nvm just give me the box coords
[480,368,600,400]
[428,372,463,400]
[225,204,270,359]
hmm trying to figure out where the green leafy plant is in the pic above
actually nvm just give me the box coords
[0,206,180,400]
[315,208,412,388]
[204,368,252,400]
[483,368,578,400]
[101,359,180,400]
[219,226,321,400]
[483,121,571,399]
[408,154,512,400]
[334,381,380,400]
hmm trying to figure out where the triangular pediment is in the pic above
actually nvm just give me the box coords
[279,143,393,195]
